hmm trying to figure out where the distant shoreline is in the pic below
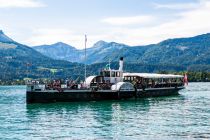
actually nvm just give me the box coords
[1,82,210,86]
[0,81,210,86]
[0,71,209,85]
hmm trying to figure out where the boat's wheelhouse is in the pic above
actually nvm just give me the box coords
[85,69,124,90]
[99,69,123,84]
[123,73,184,89]
[85,57,124,89]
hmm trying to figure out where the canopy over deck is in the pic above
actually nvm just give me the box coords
[123,73,183,79]
[85,76,97,87]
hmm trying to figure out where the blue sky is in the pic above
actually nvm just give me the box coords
[0,0,210,49]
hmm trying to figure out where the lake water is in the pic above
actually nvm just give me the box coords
[0,83,209,139]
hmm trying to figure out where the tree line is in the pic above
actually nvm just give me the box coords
[0,71,209,85]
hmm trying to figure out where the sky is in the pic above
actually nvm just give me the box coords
[0,0,210,49]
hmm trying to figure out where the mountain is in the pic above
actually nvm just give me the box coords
[0,30,47,62]
[34,42,82,62]
[34,33,210,66]
[140,33,210,65]
[34,40,148,64]
[85,41,129,63]
[34,40,129,63]
[1,30,210,82]
[0,30,84,80]
[90,33,210,66]
[0,30,15,43]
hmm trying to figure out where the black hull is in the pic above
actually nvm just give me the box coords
[26,90,135,104]
[26,87,184,104]
[136,87,184,98]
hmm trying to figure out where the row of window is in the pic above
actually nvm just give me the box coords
[100,71,122,77]
[124,76,183,83]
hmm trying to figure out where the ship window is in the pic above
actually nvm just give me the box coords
[117,72,120,77]
[111,71,115,77]
[100,77,103,83]
[104,71,110,77]
[131,77,133,81]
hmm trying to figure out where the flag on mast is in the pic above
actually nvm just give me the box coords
[184,73,188,85]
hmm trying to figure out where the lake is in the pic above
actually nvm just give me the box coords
[0,83,209,139]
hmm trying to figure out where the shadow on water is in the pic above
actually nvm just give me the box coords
[25,99,151,120]
[25,94,185,120]
[26,99,151,113]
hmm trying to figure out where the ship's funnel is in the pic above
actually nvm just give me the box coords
[119,57,123,71]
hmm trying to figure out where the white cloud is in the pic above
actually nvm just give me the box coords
[153,2,199,10]
[98,0,210,46]
[17,0,210,49]
[25,28,97,49]
[102,16,155,26]
[26,29,76,45]
[0,0,45,8]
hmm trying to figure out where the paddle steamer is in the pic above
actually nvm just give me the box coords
[26,57,185,103]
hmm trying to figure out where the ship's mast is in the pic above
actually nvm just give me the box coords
[84,35,87,86]
[109,59,111,70]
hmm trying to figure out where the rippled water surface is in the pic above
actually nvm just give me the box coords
[0,83,210,139]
